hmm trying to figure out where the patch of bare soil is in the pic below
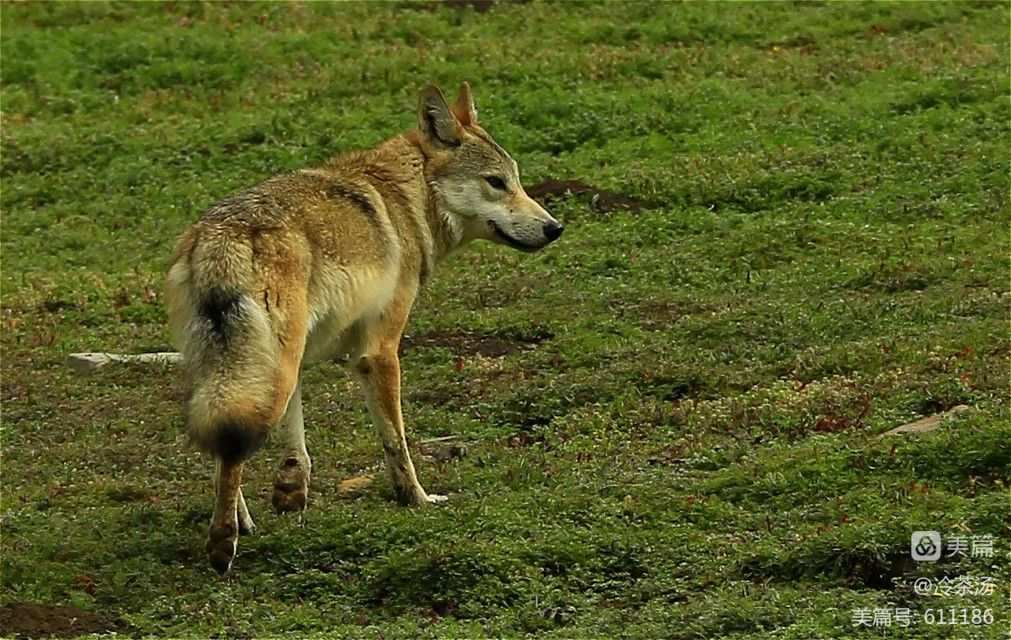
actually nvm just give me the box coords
[633,301,690,330]
[401,328,552,358]
[526,178,647,213]
[0,603,118,638]
[610,298,719,331]
[442,0,495,11]
[400,0,529,13]
[37,299,79,314]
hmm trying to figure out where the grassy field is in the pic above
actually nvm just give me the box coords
[2,2,1009,638]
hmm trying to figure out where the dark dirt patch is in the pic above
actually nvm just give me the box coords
[629,301,694,330]
[37,299,79,314]
[739,547,923,590]
[466,275,542,309]
[526,178,647,213]
[399,0,517,13]
[442,0,495,11]
[105,485,155,503]
[850,552,919,590]
[495,382,604,429]
[0,603,118,638]
[638,373,710,402]
[612,298,721,331]
[401,328,552,358]
[405,387,459,406]
[1,382,29,402]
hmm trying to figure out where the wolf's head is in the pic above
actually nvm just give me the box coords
[415,83,563,252]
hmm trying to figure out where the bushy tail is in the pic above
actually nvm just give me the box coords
[178,285,281,463]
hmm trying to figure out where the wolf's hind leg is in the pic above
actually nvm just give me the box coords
[207,459,244,575]
[272,382,310,514]
[237,487,255,534]
[213,461,254,535]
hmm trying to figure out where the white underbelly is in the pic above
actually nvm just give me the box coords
[301,262,398,364]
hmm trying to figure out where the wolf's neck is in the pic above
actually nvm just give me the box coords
[367,134,464,283]
[424,188,465,263]
[395,133,467,265]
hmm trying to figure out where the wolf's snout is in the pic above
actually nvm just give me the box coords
[543,221,564,242]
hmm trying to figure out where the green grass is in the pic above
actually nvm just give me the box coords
[2,2,1009,638]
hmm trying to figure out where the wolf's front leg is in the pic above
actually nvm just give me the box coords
[272,382,311,514]
[353,348,445,506]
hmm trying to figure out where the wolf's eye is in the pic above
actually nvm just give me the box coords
[484,176,507,191]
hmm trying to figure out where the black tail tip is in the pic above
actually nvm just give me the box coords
[214,422,267,463]
[188,420,267,463]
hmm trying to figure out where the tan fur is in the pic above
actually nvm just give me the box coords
[166,83,563,574]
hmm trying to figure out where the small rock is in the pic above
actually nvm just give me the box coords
[880,405,970,437]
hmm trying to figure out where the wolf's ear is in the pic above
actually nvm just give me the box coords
[452,81,478,127]
[418,85,461,147]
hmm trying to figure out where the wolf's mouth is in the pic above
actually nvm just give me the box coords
[489,221,541,252]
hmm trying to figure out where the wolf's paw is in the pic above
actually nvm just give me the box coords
[272,457,309,514]
[206,523,238,576]
[397,486,448,507]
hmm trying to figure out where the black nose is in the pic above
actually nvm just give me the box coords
[543,221,564,242]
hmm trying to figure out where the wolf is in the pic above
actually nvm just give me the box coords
[165,83,563,574]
